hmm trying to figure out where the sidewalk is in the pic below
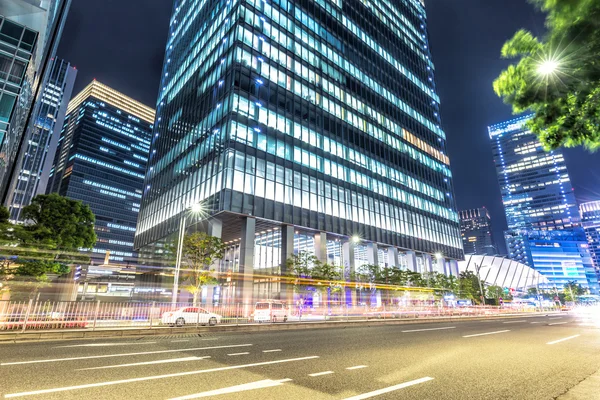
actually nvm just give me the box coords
[557,369,600,400]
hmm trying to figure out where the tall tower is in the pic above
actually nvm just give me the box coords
[136,0,463,301]
[459,207,495,255]
[580,200,600,285]
[47,81,154,263]
[489,115,598,293]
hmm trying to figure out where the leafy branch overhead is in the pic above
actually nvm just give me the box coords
[493,0,600,150]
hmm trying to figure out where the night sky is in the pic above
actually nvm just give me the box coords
[57,0,600,252]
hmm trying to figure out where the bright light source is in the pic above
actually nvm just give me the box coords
[435,252,443,259]
[537,59,559,76]
[190,203,203,213]
[351,235,361,244]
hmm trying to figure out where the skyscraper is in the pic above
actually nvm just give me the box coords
[6,58,76,221]
[459,207,495,255]
[135,0,463,302]
[580,200,600,284]
[0,1,71,201]
[47,81,154,262]
[489,116,598,293]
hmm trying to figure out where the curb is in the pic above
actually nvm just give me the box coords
[0,312,561,343]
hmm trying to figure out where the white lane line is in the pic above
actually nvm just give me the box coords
[401,326,455,333]
[201,338,219,341]
[503,320,527,324]
[262,349,282,353]
[169,379,292,400]
[171,340,190,343]
[549,317,563,320]
[76,356,210,371]
[227,352,250,356]
[549,322,568,326]
[3,356,319,398]
[547,334,580,345]
[342,377,434,400]
[308,371,334,377]
[463,330,510,338]
[0,344,253,366]
[346,365,368,370]
[53,342,156,348]
[531,322,542,324]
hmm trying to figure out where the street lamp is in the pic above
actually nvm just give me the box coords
[351,235,361,244]
[172,202,205,305]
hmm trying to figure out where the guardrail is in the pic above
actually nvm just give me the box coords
[0,300,560,332]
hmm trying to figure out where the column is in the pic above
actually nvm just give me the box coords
[367,243,378,266]
[314,231,327,263]
[423,254,434,273]
[237,217,255,315]
[207,218,222,238]
[406,251,417,272]
[280,225,295,304]
[388,247,399,268]
[342,240,356,306]
[449,260,460,277]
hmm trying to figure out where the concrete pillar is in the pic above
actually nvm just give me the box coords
[423,254,433,274]
[367,243,378,266]
[388,247,399,268]
[342,240,356,306]
[207,219,222,238]
[314,231,327,263]
[280,225,295,304]
[237,217,255,314]
[449,260,460,277]
[406,251,417,272]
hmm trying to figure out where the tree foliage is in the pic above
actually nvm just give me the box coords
[563,280,585,301]
[181,232,225,304]
[493,0,600,150]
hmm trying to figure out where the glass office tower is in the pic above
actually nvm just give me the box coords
[7,58,76,221]
[459,207,495,255]
[489,116,598,293]
[581,200,600,284]
[47,81,155,263]
[136,0,462,302]
[0,1,71,201]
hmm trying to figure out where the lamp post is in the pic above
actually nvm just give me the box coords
[172,202,203,306]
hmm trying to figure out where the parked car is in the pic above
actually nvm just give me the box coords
[252,300,288,322]
[161,307,221,327]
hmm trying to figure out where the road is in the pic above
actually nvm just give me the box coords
[0,313,599,399]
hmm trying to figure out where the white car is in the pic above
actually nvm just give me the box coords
[161,307,222,327]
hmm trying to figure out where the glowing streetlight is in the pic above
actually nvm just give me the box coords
[537,59,559,76]
[435,252,443,260]
[351,235,361,244]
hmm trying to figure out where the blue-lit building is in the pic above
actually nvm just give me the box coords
[581,200,600,284]
[47,80,155,262]
[489,116,598,293]
[459,207,496,255]
[135,0,463,303]
[6,58,76,221]
[0,1,71,201]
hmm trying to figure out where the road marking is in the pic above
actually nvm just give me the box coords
[531,322,542,324]
[3,356,319,398]
[463,330,510,338]
[169,379,292,400]
[262,349,282,353]
[201,338,219,341]
[503,320,527,324]
[549,322,568,325]
[401,326,455,333]
[547,334,580,345]
[342,377,434,399]
[171,340,190,343]
[346,365,368,370]
[0,344,253,366]
[549,317,563,320]
[309,371,334,377]
[53,342,157,348]
[76,356,210,370]
[227,352,250,356]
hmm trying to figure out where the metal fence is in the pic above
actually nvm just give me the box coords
[0,300,559,332]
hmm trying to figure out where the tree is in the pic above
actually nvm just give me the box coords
[180,232,225,305]
[563,280,585,302]
[312,262,342,307]
[458,271,485,304]
[493,0,600,150]
[486,285,505,305]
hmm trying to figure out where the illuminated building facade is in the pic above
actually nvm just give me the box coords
[6,58,76,221]
[135,0,463,302]
[581,200,600,284]
[459,207,495,255]
[0,0,71,201]
[490,116,598,293]
[47,81,154,262]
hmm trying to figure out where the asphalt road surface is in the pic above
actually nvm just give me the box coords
[1,313,599,400]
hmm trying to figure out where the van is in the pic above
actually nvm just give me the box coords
[253,300,288,323]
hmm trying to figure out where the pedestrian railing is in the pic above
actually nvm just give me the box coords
[0,300,560,332]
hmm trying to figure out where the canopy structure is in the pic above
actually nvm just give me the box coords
[458,254,549,290]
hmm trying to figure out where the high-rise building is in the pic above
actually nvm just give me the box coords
[581,200,600,283]
[459,207,495,255]
[47,80,154,262]
[135,0,463,302]
[6,58,76,221]
[489,115,598,293]
[0,1,71,201]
